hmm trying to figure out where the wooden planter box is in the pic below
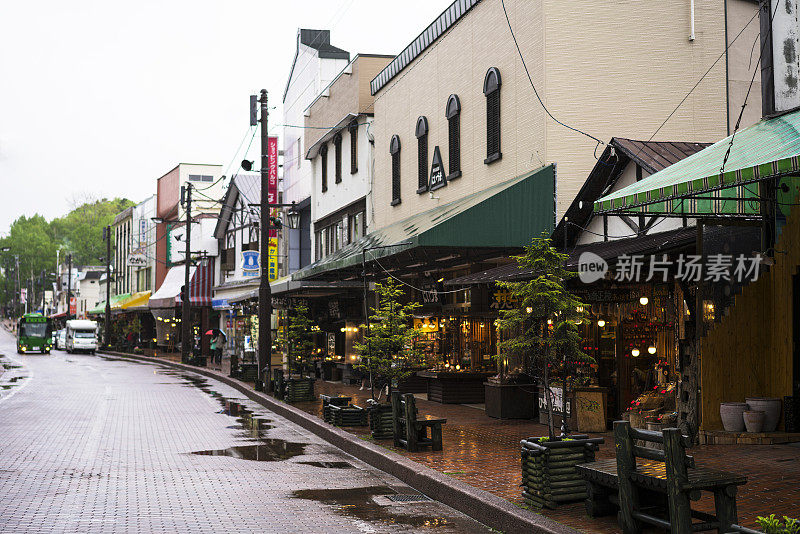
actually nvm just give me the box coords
[285,377,315,403]
[520,436,604,509]
[485,382,537,419]
[368,403,394,439]
[418,371,494,404]
[321,395,352,424]
[329,404,368,426]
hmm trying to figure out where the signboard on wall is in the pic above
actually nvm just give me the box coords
[429,146,446,191]
[241,250,259,277]
[127,253,147,267]
[327,332,336,357]
[268,136,279,281]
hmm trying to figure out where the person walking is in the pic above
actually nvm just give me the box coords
[210,330,224,367]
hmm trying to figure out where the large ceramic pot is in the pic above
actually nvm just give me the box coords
[743,410,765,433]
[746,397,782,432]
[720,402,748,432]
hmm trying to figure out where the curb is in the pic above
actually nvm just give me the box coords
[100,351,578,534]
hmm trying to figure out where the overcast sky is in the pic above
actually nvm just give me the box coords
[0,0,453,233]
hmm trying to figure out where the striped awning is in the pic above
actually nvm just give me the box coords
[188,260,213,306]
[594,109,800,216]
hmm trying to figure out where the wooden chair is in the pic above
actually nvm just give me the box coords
[391,392,446,452]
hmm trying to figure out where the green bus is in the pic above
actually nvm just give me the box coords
[17,313,53,354]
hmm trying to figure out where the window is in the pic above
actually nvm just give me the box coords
[320,143,328,193]
[390,135,401,206]
[446,94,461,179]
[348,211,365,243]
[483,67,502,164]
[349,120,358,174]
[416,117,429,194]
[334,133,342,184]
[188,174,214,182]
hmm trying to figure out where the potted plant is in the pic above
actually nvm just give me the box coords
[279,302,317,403]
[354,279,426,437]
[497,234,603,508]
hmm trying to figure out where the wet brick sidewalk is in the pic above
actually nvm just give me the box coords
[0,331,489,533]
[298,381,800,533]
[95,349,800,533]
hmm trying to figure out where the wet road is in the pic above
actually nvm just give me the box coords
[0,329,489,533]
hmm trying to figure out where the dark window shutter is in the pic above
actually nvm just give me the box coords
[321,144,328,193]
[334,134,342,184]
[417,134,428,192]
[486,90,500,160]
[448,115,460,175]
[349,121,358,174]
[392,152,401,204]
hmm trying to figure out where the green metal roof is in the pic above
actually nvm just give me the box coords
[594,109,800,215]
[87,294,130,315]
[293,164,555,281]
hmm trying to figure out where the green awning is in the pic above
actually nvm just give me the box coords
[87,294,130,315]
[293,164,556,280]
[594,109,800,216]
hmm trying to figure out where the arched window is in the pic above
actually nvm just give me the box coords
[483,67,502,164]
[446,94,461,179]
[333,133,342,184]
[416,116,429,194]
[390,135,401,206]
[320,143,328,193]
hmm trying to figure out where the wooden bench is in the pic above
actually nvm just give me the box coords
[576,421,748,534]
[391,392,446,452]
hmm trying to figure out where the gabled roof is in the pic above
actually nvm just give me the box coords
[283,29,350,102]
[371,0,482,95]
[213,174,261,239]
[552,137,711,249]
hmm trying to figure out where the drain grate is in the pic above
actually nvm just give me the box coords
[386,494,432,503]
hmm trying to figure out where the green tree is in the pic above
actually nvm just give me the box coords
[50,196,134,265]
[280,302,317,377]
[496,233,591,438]
[0,214,58,313]
[354,278,426,400]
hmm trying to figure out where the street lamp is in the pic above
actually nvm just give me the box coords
[286,202,301,230]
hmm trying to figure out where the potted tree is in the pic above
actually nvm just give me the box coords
[496,234,603,509]
[279,302,317,403]
[354,279,426,439]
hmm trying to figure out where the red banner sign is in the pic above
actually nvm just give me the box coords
[268,136,279,281]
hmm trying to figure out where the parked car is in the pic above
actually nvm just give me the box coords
[55,329,67,350]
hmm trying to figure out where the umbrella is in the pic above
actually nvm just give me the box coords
[204,329,228,339]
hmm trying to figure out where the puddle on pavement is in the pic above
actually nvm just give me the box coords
[296,461,353,469]
[2,363,21,370]
[9,376,23,382]
[190,440,306,461]
[292,487,474,530]
[1,384,16,390]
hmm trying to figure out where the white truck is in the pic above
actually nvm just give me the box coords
[65,319,98,354]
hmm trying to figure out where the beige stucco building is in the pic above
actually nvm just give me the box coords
[371,0,761,229]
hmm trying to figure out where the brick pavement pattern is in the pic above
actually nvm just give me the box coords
[0,331,489,533]
[298,381,800,534]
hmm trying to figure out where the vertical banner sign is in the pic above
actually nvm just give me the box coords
[268,136,279,281]
[69,296,77,315]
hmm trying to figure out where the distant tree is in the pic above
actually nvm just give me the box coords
[354,278,426,400]
[50,196,134,265]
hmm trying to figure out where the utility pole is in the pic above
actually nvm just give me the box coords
[104,225,112,349]
[40,269,45,313]
[181,183,193,364]
[66,254,72,322]
[14,256,20,318]
[258,88,271,393]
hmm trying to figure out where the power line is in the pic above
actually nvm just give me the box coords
[721,0,779,174]
[499,0,605,149]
